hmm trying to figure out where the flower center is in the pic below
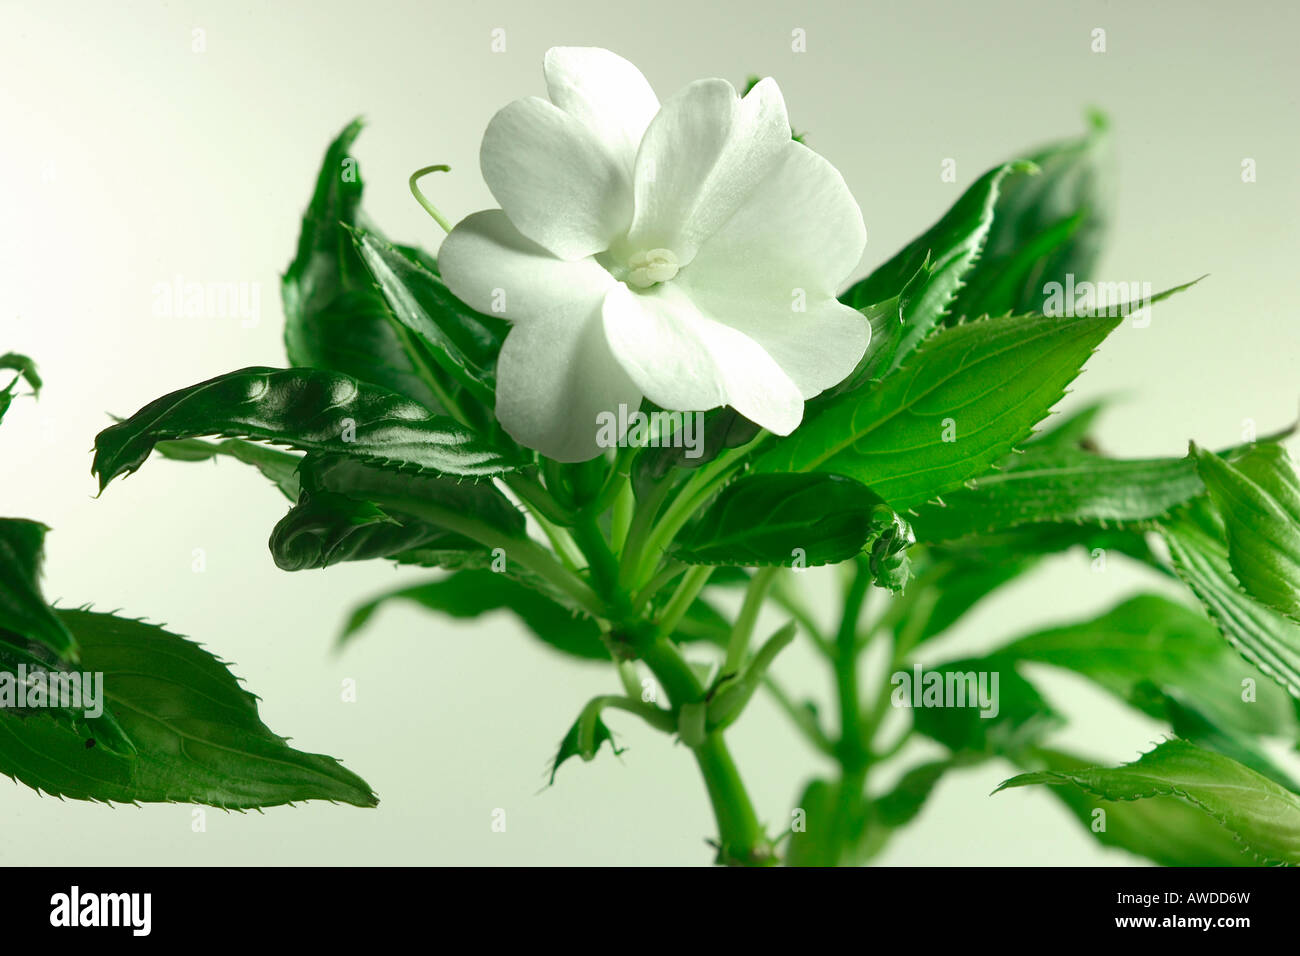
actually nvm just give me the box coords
[625,248,679,289]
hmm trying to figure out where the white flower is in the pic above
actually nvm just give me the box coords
[439,47,868,462]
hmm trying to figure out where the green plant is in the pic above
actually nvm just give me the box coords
[5,53,1300,867]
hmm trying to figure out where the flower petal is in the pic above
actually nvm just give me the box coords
[439,210,615,323]
[496,310,642,463]
[602,283,804,434]
[621,77,792,265]
[544,47,659,172]
[480,96,632,260]
[677,140,870,396]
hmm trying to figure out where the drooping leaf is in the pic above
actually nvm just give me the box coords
[152,437,303,501]
[997,594,1295,739]
[93,366,521,491]
[281,119,445,411]
[0,609,376,808]
[548,706,624,786]
[754,312,1120,509]
[1194,442,1300,624]
[1012,747,1262,867]
[337,570,607,661]
[0,352,41,423]
[907,658,1060,756]
[672,473,881,567]
[996,739,1300,865]
[269,454,525,571]
[1162,500,1300,698]
[950,112,1112,320]
[897,524,1161,647]
[0,519,76,661]
[350,228,508,409]
[842,162,1032,369]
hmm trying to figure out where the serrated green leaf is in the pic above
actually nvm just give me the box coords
[281,119,446,411]
[843,162,1031,366]
[350,228,507,408]
[0,609,376,808]
[996,739,1300,864]
[1014,746,1262,867]
[1162,500,1300,698]
[754,311,1123,509]
[153,437,303,501]
[1194,443,1300,624]
[93,366,521,491]
[950,112,1112,319]
[912,445,1210,543]
[673,473,881,567]
[548,706,624,786]
[0,519,76,661]
[337,569,607,661]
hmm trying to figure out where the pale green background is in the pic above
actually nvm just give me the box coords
[2,0,1298,865]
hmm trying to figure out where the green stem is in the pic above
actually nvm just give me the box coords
[639,637,773,866]
[655,565,713,640]
[835,559,872,773]
[398,499,602,617]
[724,566,778,675]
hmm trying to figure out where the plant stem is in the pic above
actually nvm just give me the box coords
[639,637,773,866]
[724,566,778,675]
[398,499,603,617]
[655,565,713,639]
[835,559,872,773]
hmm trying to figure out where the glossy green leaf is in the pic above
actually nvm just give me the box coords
[997,739,1300,864]
[843,162,1031,368]
[93,366,521,491]
[1162,500,1300,698]
[281,119,445,411]
[152,437,303,501]
[270,454,524,571]
[337,569,607,661]
[950,112,1111,319]
[673,473,881,567]
[350,228,508,408]
[1013,747,1262,867]
[911,444,1208,543]
[0,609,376,807]
[1194,442,1300,624]
[754,311,1122,509]
[0,519,76,661]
